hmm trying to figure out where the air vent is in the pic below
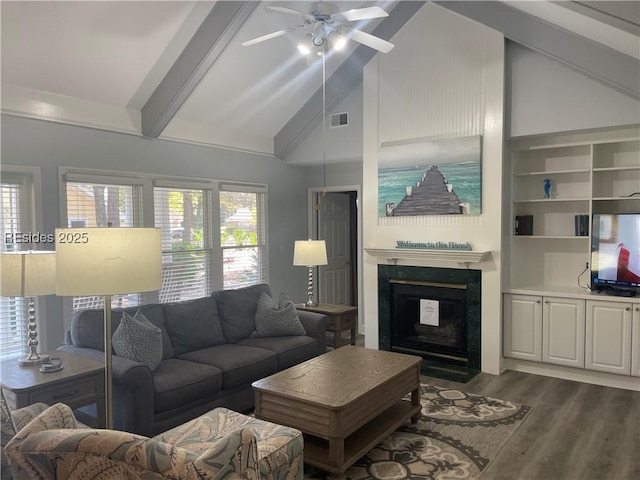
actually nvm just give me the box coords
[330,112,349,128]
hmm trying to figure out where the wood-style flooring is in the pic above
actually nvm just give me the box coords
[348,334,640,480]
[422,370,640,480]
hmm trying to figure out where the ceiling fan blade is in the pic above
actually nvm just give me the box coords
[344,28,394,53]
[267,6,315,21]
[334,6,389,22]
[241,29,290,46]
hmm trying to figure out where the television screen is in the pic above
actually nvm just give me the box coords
[591,213,640,293]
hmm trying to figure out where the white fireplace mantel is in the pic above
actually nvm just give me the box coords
[365,248,488,267]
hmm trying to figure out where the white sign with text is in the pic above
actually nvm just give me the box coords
[420,299,439,326]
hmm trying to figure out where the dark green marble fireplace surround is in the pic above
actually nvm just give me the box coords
[378,264,481,382]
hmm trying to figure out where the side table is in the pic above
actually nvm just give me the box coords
[297,303,358,349]
[0,350,105,428]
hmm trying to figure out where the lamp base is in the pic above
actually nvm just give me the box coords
[303,300,319,308]
[18,354,50,366]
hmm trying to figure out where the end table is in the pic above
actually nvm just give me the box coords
[1,350,105,428]
[297,303,358,349]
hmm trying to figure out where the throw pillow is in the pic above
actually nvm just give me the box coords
[112,310,163,372]
[252,292,306,337]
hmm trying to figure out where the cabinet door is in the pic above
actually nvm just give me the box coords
[542,297,585,368]
[586,300,632,375]
[632,306,640,377]
[504,294,542,361]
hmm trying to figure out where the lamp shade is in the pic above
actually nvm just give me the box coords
[55,228,162,295]
[293,240,328,266]
[0,251,56,297]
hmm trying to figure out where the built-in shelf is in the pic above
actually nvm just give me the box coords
[513,198,590,203]
[514,169,590,177]
[513,235,589,240]
[365,248,488,266]
[593,166,640,172]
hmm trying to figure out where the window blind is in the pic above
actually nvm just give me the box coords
[65,181,144,312]
[154,186,212,302]
[219,188,268,289]
[0,180,28,359]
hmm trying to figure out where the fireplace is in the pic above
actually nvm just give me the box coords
[379,265,481,381]
[391,280,468,361]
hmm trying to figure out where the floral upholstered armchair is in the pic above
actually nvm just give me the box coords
[0,389,49,480]
[5,403,303,480]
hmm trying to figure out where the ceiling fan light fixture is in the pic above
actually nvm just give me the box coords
[298,42,311,55]
[332,33,347,51]
[312,34,325,47]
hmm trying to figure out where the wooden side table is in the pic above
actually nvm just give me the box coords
[297,303,358,349]
[0,350,105,428]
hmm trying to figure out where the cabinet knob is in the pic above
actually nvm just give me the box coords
[544,300,549,304]
[625,307,631,311]
[536,300,541,304]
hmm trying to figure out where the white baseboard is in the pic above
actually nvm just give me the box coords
[502,358,640,391]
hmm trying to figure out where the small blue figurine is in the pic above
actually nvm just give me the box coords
[543,178,551,199]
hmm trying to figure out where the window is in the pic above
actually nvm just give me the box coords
[154,184,212,302]
[65,178,143,311]
[220,184,268,289]
[1,171,36,359]
[60,170,270,315]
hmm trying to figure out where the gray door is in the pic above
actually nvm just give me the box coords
[317,192,351,305]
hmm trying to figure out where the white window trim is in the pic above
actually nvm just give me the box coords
[58,166,269,298]
[0,165,50,355]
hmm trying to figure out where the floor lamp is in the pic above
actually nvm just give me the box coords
[55,228,162,429]
[0,251,56,365]
[293,240,328,307]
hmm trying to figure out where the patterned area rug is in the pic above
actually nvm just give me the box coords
[304,384,532,480]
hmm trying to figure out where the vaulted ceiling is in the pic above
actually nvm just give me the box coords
[2,1,638,165]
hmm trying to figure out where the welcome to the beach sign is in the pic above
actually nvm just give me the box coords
[396,241,473,251]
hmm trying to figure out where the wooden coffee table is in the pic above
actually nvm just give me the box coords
[252,346,422,478]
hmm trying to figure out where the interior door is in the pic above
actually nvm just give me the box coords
[317,192,351,305]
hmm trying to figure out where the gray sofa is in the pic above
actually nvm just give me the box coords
[59,284,328,437]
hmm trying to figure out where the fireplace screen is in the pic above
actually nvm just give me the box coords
[390,280,467,359]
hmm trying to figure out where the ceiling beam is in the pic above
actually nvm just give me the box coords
[141,1,258,138]
[435,1,639,101]
[274,1,426,160]
[559,1,639,35]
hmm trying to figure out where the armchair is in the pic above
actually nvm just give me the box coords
[0,389,48,480]
[6,403,303,480]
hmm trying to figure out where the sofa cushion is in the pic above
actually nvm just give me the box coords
[70,304,175,359]
[252,292,306,337]
[213,284,272,343]
[178,344,277,389]
[112,310,163,372]
[237,336,318,371]
[163,297,226,356]
[152,359,223,413]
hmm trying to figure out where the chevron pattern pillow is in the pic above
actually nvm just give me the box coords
[112,310,163,371]
[252,292,306,337]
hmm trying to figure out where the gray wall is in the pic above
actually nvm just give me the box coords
[507,42,640,137]
[1,115,310,350]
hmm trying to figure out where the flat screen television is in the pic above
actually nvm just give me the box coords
[590,213,640,297]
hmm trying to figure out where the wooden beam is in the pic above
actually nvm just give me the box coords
[141,1,258,138]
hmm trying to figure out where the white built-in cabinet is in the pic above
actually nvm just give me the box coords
[542,297,585,368]
[632,305,640,377]
[585,300,632,374]
[503,126,640,380]
[504,294,640,377]
[503,294,542,362]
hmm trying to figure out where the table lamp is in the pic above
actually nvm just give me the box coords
[293,239,328,307]
[0,251,56,366]
[55,228,162,429]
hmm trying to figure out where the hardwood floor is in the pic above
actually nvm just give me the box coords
[421,370,640,480]
[349,334,639,479]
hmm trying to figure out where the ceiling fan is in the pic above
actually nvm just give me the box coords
[241,2,395,54]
